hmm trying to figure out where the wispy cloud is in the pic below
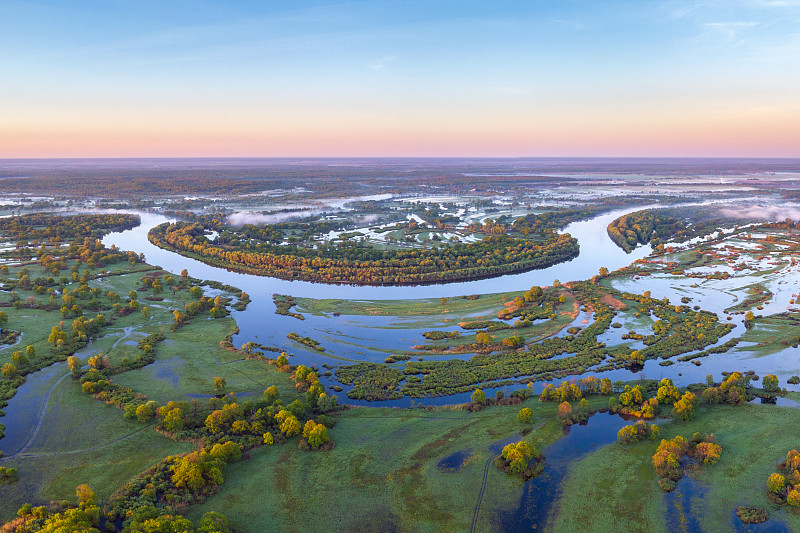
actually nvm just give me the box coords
[551,18,584,30]
[743,0,800,7]
[700,21,760,46]
[370,55,398,70]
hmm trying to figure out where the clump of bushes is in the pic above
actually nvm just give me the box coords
[652,433,722,490]
[766,449,800,506]
[494,441,544,479]
[422,331,460,340]
[736,507,769,525]
[617,420,660,444]
[0,465,19,485]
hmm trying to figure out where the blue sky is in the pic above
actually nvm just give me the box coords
[2,0,799,157]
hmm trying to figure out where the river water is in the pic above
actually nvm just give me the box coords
[98,207,800,404]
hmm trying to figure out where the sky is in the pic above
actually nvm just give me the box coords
[1,0,800,158]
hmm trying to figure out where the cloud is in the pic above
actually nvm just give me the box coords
[359,214,380,224]
[226,209,326,226]
[721,205,800,220]
[551,18,584,30]
[743,0,800,7]
[370,55,398,70]
[703,21,760,40]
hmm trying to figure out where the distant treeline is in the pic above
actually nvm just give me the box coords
[0,213,139,241]
[607,207,754,253]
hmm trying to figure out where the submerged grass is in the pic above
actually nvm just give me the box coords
[553,403,800,532]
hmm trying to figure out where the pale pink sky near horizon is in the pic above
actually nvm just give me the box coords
[3,1,800,158]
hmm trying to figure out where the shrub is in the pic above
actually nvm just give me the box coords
[471,389,487,405]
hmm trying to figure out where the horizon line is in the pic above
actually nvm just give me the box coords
[3,155,800,161]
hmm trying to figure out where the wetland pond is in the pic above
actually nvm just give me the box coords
[496,411,629,531]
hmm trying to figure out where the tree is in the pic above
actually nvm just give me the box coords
[172,310,187,326]
[763,374,779,393]
[163,408,185,432]
[141,306,151,319]
[76,484,96,507]
[303,419,316,439]
[1,363,17,378]
[136,401,158,422]
[209,441,242,464]
[768,473,786,494]
[501,441,538,474]
[276,353,289,366]
[476,332,493,346]
[656,378,679,404]
[127,513,193,533]
[280,414,302,437]
[180,268,189,277]
[673,391,697,421]
[213,376,226,393]
[0,311,7,327]
[263,432,274,445]
[517,407,533,424]
[652,436,687,480]
[471,388,486,405]
[25,345,35,359]
[198,511,233,533]
[48,325,68,346]
[557,401,573,424]
[171,451,223,492]
[307,423,330,448]
[67,356,82,378]
[12,351,27,367]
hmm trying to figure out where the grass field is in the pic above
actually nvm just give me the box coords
[0,364,193,521]
[294,292,524,318]
[113,316,297,402]
[552,402,800,532]
[185,395,608,532]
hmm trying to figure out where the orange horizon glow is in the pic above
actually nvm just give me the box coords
[3,1,800,159]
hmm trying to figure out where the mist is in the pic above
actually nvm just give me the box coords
[721,205,800,221]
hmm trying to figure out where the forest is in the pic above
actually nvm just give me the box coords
[149,221,580,285]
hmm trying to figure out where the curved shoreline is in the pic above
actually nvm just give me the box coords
[147,227,581,287]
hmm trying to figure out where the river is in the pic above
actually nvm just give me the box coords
[98,207,800,405]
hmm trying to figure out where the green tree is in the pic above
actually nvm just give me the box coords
[209,441,242,465]
[763,374,779,393]
[67,356,81,377]
[213,376,226,393]
[673,391,697,421]
[476,332,493,346]
[471,388,487,405]
[517,407,533,424]
[171,451,223,491]
[163,408,185,432]
[307,423,330,448]
[280,414,302,437]
[768,472,786,494]
[198,511,233,533]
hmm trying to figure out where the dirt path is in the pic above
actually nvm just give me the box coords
[7,370,71,457]
[470,421,545,533]
[10,424,154,459]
